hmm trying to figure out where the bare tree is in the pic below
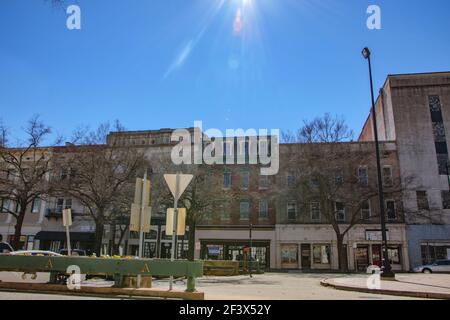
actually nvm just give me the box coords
[0,116,61,249]
[280,114,409,271]
[107,186,133,255]
[283,113,354,144]
[150,156,222,261]
[53,121,147,255]
[0,119,7,148]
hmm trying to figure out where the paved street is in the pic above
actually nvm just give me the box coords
[152,273,426,300]
[1,273,448,300]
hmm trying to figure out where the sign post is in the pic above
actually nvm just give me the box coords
[164,173,193,291]
[130,171,152,258]
[62,209,72,257]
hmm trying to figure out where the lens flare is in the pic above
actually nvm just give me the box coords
[233,8,242,35]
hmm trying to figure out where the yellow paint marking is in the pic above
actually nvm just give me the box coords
[45,259,53,269]
[141,263,150,273]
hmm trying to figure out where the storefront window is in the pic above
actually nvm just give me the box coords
[313,245,330,264]
[387,246,401,264]
[421,244,450,264]
[206,244,224,260]
[144,230,157,240]
[281,245,298,264]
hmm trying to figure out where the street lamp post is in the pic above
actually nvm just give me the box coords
[362,47,395,279]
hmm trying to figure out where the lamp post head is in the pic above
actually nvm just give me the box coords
[362,47,371,59]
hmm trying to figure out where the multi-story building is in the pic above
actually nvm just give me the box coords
[359,71,450,268]
[2,71,447,271]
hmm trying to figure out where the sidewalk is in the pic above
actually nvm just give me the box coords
[321,274,450,299]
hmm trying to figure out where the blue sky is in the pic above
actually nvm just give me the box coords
[0,0,449,143]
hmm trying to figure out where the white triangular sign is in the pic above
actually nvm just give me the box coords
[164,174,193,200]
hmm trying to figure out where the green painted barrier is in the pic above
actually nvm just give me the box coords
[0,256,203,292]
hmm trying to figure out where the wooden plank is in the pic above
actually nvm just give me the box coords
[0,282,204,300]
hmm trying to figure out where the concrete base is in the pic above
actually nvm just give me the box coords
[0,282,204,300]
[122,276,152,288]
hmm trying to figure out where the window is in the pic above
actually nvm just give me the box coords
[311,202,320,221]
[335,169,344,186]
[287,201,297,221]
[387,246,401,265]
[64,199,72,209]
[287,174,296,188]
[383,166,393,186]
[442,191,450,210]
[223,140,234,162]
[313,245,331,264]
[421,244,450,264]
[223,171,231,189]
[311,202,321,221]
[15,202,21,213]
[386,200,397,220]
[358,166,368,186]
[219,202,230,221]
[203,210,213,221]
[241,170,250,190]
[240,200,250,220]
[60,168,68,180]
[281,245,298,265]
[361,200,371,220]
[56,199,64,213]
[335,202,345,221]
[429,95,450,175]
[259,175,268,190]
[259,199,268,219]
[310,176,320,189]
[416,191,429,210]
[31,198,41,213]
[0,199,10,213]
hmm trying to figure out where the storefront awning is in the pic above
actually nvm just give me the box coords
[35,231,95,242]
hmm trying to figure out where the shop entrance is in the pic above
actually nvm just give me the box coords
[301,244,311,269]
[355,245,369,271]
[372,244,382,267]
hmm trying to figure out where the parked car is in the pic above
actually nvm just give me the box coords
[0,250,63,283]
[412,259,450,273]
[9,250,63,257]
[59,249,87,256]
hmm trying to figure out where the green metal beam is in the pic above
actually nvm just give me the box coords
[0,256,203,290]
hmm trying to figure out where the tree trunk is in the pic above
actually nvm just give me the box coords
[115,226,128,256]
[187,218,196,261]
[109,223,116,255]
[12,206,27,250]
[336,234,348,272]
[94,221,104,256]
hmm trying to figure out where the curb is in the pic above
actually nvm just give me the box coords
[320,278,450,300]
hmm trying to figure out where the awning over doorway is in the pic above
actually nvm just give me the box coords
[35,231,95,242]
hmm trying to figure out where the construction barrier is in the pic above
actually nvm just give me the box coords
[203,260,239,276]
[0,255,203,292]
